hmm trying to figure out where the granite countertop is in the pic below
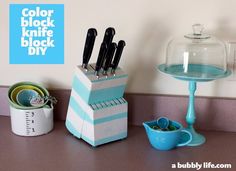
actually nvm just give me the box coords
[0,116,235,171]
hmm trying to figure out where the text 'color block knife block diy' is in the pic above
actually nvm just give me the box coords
[66,64,128,146]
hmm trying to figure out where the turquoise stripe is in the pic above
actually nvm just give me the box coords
[69,96,93,123]
[69,96,127,125]
[72,76,126,104]
[65,120,127,147]
[73,75,89,92]
[94,113,127,124]
[94,132,127,146]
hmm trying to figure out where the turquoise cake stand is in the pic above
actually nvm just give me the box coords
[158,64,231,146]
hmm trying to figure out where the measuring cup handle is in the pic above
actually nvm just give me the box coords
[176,130,192,147]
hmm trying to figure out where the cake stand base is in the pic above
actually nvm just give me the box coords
[185,126,205,146]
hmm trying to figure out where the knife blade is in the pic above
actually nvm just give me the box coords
[111,40,126,75]
[82,28,97,70]
[103,43,117,76]
[95,42,107,78]
[102,27,116,48]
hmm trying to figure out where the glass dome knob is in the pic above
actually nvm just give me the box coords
[185,24,210,39]
[192,24,204,35]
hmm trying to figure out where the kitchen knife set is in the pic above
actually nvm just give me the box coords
[82,27,126,78]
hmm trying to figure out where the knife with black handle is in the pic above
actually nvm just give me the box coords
[82,28,97,70]
[102,27,116,48]
[102,27,116,67]
[95,42,107,78]
[103,43,117,76]
[111,40,126,75]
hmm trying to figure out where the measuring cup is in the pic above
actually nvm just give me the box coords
[157,117,170,130]
[10,105,53,136]
[143,119,192,150]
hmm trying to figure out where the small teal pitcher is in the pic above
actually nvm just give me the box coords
[143,120,192,150]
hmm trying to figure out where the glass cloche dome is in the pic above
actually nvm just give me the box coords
[159,24,230,81]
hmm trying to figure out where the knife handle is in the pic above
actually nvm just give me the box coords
[95,42,107,76]
[82,28,97,68]
[112,40,126,71]
[102,27,116,48]
[103,43,117,74]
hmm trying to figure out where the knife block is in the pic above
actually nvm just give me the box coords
[71,64,128,104]
[66,63,128,146]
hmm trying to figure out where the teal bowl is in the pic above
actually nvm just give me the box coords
[16,89,39,107]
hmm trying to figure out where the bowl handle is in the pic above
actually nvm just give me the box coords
[177,130,192,147]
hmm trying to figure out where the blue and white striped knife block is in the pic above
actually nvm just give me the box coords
[66,64,128,146]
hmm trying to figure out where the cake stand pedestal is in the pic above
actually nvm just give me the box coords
[185,81,205,146]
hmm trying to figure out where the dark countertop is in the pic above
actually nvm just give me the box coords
[0,116,235,171]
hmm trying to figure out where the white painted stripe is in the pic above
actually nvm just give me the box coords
[67,107,94,141]
[88,75,127,90]
[67,106,127,141]
[74,64,127,91]
[93,117,127,140]
[66,107,83,131]
[86,68,126,81]
[71,89,128,120]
